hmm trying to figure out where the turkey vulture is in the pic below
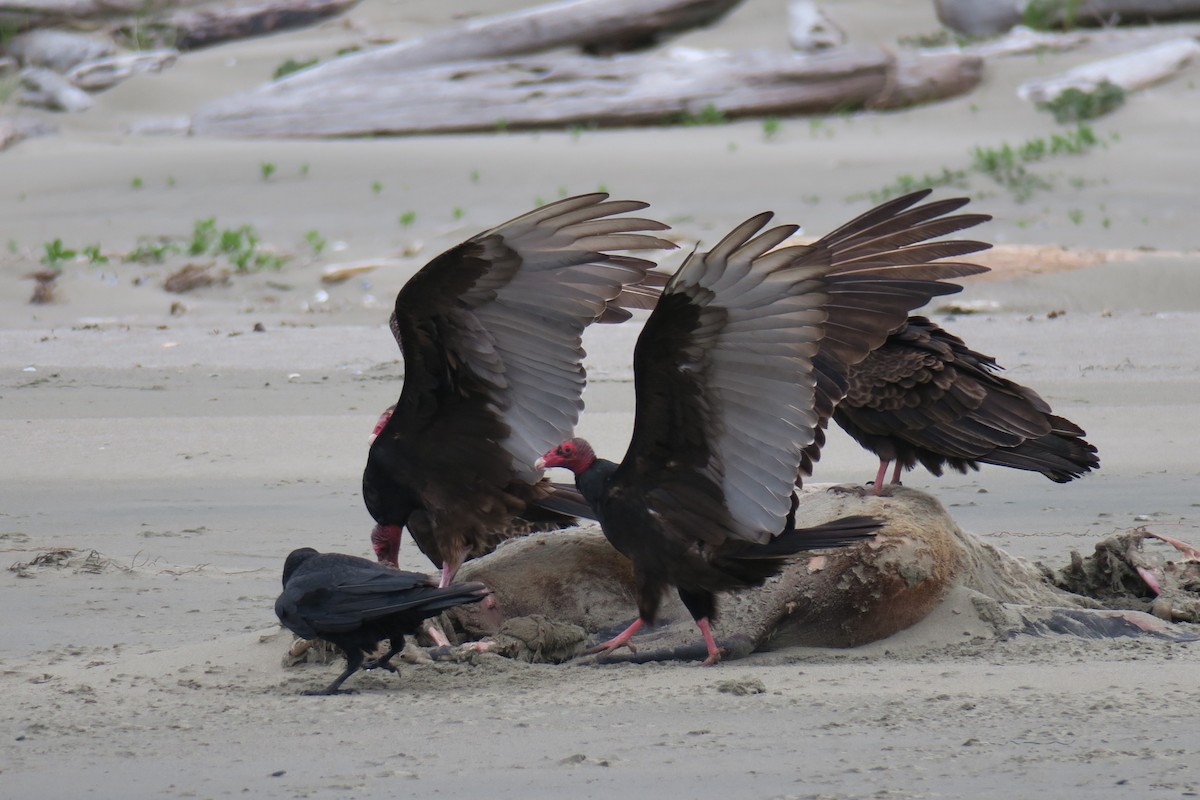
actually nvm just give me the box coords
[834,315,1099,492]
[536,191,993,665]
[275,548,488,695]
[367,405,595,568]
[363,194,674,585]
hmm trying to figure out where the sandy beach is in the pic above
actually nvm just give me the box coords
[3,0,1200,797]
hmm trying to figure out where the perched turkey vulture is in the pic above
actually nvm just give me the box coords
[275,548,488,695]
[537,191,993,665]
[363,194,674,586]
[834,315,1100,492]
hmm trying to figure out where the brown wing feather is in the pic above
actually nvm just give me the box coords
[372,195,674,565]
[791,191,994,475]
[834,317,1099,481]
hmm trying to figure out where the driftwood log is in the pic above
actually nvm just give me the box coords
[0,0,208,29]
[271,0,745,90]
[110,0,360,51]
[1018,37,1200,102]
[934,0,1200,37]
[189,48,982,138]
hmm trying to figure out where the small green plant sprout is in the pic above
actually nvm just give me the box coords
[189,217,218,255]
[495,118,509,133]
[125,237,178,263]
[596,184,608,194]
[82,244,108,264]
[273,57,319,81]
[762,116,781,139]
[557,186,568,198]
[7,239,19,254]
[1022,0,1081,31]
[1068,208,1084,225]
[41,239,76,269]
[371,181,383,195]
[677,103,727,126]
[216,224,287,272]
[398,210,417,228]
[260,162,277,181]
[451,208,464,221]
[305,229,327,255]
[1037,81,1125,123]
[130,176,143,189]
[469,169,480,184]
[867,167,969,203]
[300,163,310,177]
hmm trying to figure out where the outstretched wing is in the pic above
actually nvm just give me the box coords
[614,213,834,546]
[798,191,994,474]
[390,194,675,484]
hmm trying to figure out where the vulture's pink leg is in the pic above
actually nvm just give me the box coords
[697,618,724,666]
[872,461,891,495]
[587,618,645,657]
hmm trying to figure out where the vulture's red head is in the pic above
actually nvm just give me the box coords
[371,523,402,567]
[535,438,597,475]
[368,405,396,445]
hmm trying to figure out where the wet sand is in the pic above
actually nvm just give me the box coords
[2,1,1200,797]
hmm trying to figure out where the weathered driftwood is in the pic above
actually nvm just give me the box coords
[934,0,1200,37]
[0,0,207,29]
[190,48,983,139]
[787,0,845,53]
[919,21,1200,60]
[111,0,359,52]
[0,115,58,151]
[272,0,745,90]
[1018,37,1200,102]
[2,29,114,72]
[66,49,177,91]
[17,66,92,111]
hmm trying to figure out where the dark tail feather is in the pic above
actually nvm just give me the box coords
[743,515,882,558]
[976,431,1100,482]
[531,483,596,522]
[388,581,490,617]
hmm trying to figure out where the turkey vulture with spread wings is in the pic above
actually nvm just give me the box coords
[275,548,488,695]
[363,195,674,585]
[834,315,1099,492]
[537,192,993,665]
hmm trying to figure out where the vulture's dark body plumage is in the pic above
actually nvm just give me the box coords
[362,195,674,583]
[538,191,994,664]
[274,548,488,694]
[834,315,1099,490]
